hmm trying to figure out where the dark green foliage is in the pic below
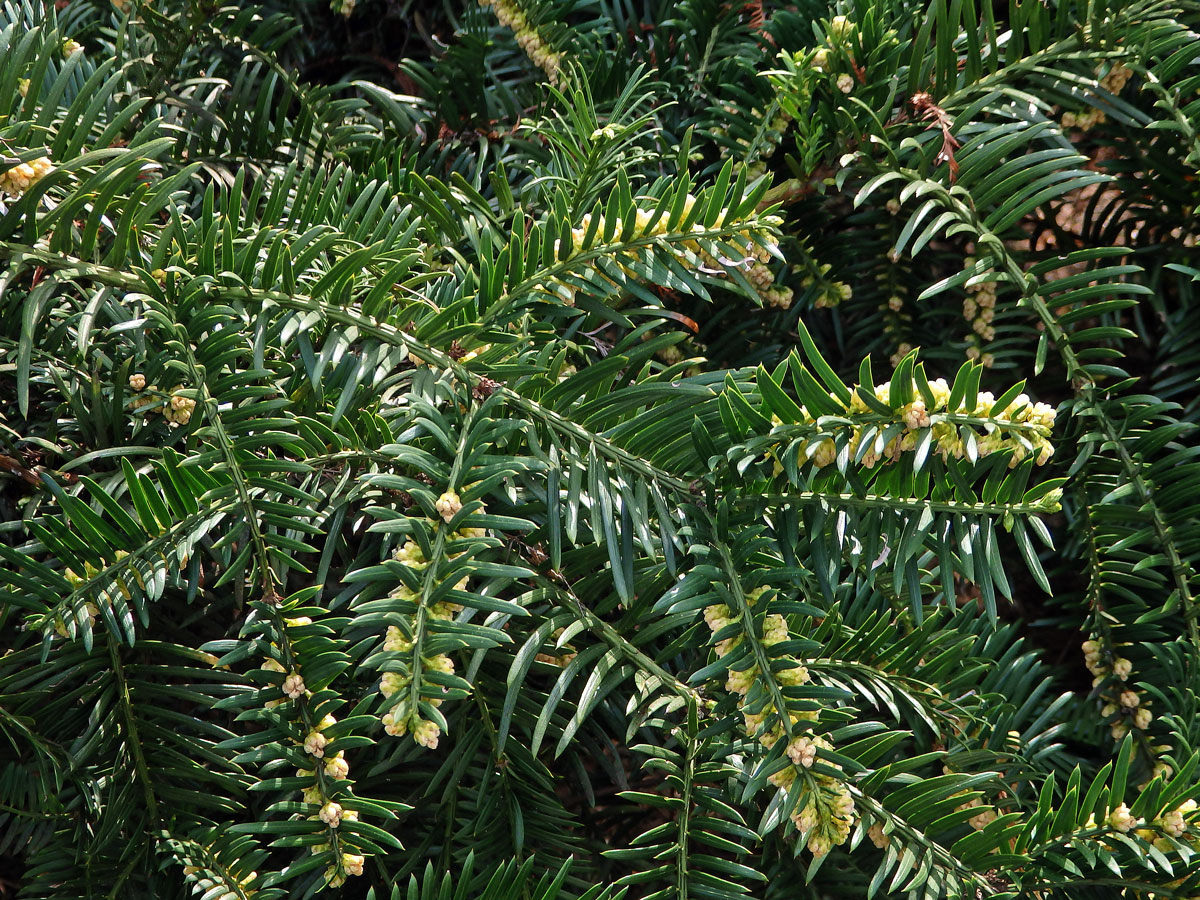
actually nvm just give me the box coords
[1,0,1199,899]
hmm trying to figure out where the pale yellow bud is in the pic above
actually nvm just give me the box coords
[319,801,343,826]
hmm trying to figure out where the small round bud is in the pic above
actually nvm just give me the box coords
[413,718,441,749]
[303,731,328,758]
[1108,803,1136,833]
[319,801,343,826]
[324,752,350,779]
[282,673,306,699]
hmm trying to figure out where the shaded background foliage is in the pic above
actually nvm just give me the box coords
[1,1,1200,899]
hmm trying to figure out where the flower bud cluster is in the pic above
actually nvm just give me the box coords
[1083,638,1151,738]
[413,718,441,749]
[128,378,196,426]
[325,751,349,779]
[827,15,855,42]
[805,265,852,310]
[282,672,306,699]
[319,800,343,826]
[167,388,196,425]
[331,0,356,15]
[260,618,367,889]
[0,156,54,197]
[305,730,328,758]
[375,512,487,748]
[1159,800,1195,839]
[557,197,786,309]
[864,254,918,366]
[1082,638,1132,682]
[786,734,830,769]
[61,38,82,56]
[795,239,850,311]
[705,589,814,746]
[322,849,365,887]
[478,0,564,85]
[435,490,462,523]
[1086,798,1198,854]
[961,254,998,347]
[704,587,859,855]
[790,783,856,857]
[1103,693,1152,738]
[300,711,338,760]
[809,15,855,71]
[377,585,452,748]
[1109,802,1138,833]
[804,15,869,120]
[772,376,1057,476]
